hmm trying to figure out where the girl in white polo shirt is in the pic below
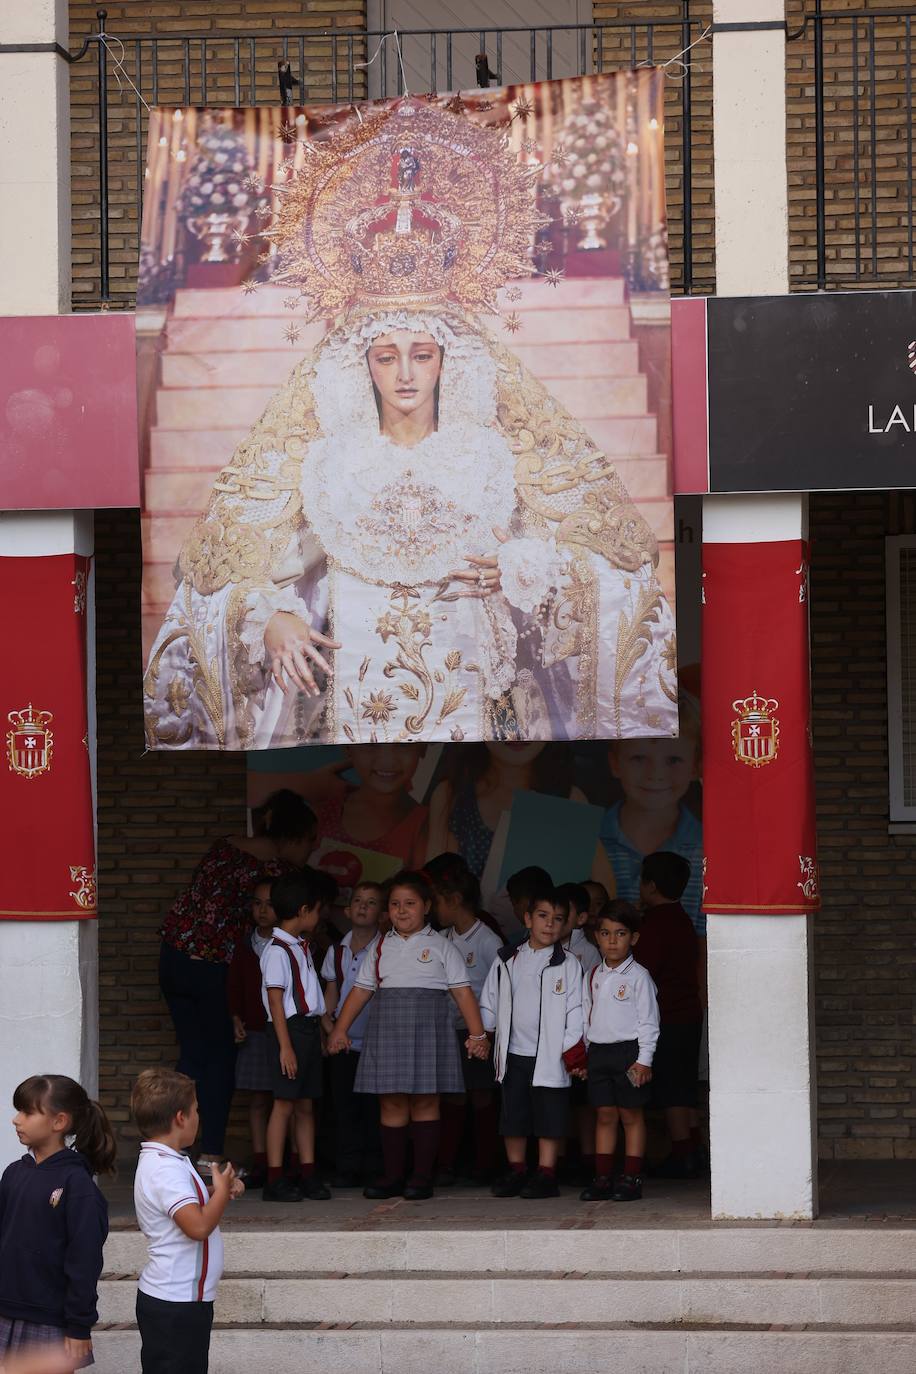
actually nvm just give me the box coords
[327,870,489,1201]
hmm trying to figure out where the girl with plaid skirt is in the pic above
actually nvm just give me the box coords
[327,870,490,1200]
[0,1075,116,1370]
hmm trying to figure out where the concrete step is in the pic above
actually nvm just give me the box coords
[545,373,649,416]
[90,1326,916,1374]
[480,305,632,344]
[508,338,640,378]
[95,1270,916,1328]
[172,285,302,318]
[166,316,326,353]
[584,413,658,455]
[162,349,313,388]
[495,276,627,308]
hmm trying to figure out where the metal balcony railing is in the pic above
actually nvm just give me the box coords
[65,10,713,308]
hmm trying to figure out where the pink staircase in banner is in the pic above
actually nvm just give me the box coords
[142,278,674,659]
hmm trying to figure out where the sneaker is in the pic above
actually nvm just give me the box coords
[403,1183,434,1201]
[612,1173,643,1202]
[519,1170,560,1200]
[579,1175,614,1202]
[262,1176,304,1203]
[491,1168,529,1198]
[649,1152,703,1180]
[300,1175,332,1201]
[363,1179,404,1200]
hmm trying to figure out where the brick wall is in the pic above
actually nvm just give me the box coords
[810,490,916,1160]
[94,508,247,1141]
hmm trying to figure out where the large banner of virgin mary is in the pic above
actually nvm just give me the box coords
[139,72,677,750]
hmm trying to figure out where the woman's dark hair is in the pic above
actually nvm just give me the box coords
[255,789,317,842]
[383,868,434,908]
[271,866,326,922]
[367,342,444,430]
[14,1075,117,1176]
[443,743,574,800]
[597,899,642,936]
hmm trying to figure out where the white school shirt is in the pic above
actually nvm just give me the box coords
[320,930,375,1051]
[354,925,470,992]
[134,1142,224,1304]
[444,919,502,1028]
[565,927,601,974]
[260,926,325,1021]
[507,942,556,1056]
[583,953,660,1066]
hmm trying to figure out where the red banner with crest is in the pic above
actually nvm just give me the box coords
[701,539,819,915]
[0,554,96,919]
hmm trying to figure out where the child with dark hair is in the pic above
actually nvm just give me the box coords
[327,870,489,1201]
[431,858,503,1184]
[0,1076,115,1370]
[227,878,276,1188]
[555,882,601,975]
[260,868,329,1202]
[480,886,585,1200]
[580,902,659,1203]
[637,852,704,1178]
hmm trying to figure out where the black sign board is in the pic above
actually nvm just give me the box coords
[707,290,916,492]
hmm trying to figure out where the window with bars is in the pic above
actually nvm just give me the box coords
[886,535,916,821]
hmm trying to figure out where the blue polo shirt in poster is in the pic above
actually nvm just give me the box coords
[599,802,705,937]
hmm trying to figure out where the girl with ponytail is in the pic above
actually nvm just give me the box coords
[0,1075,115,1368]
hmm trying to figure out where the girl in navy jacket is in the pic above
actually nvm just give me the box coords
[0,1075,116,1369]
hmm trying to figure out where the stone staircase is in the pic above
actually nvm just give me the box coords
[94,1224,916,1373]
[142,277,673,661]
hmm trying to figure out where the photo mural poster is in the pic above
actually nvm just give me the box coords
[139,72,677,750]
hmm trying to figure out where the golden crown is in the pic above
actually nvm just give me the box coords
[731,690,779,719]
[267,99,548,319]
[7,703,53,731]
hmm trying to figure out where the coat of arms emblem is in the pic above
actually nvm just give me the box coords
[731,690,779,768]
[6,704,54,779]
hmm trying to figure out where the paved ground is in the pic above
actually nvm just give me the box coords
[100,1160,916,1231]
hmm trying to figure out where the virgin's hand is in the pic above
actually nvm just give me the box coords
[447,526,509,598]
[264,611,340,698]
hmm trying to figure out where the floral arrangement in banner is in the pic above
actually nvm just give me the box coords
[176,122,258,264]
[541,99,628,251]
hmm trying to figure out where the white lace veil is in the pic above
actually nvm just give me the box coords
[309,307,499,438]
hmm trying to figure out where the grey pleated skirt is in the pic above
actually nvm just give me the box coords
[354,987,465,1096]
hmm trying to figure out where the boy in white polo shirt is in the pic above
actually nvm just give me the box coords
[260,868,329,1203]
[132,1067,244,1374]
[581,900,660,1203]
[479,884,585,1200]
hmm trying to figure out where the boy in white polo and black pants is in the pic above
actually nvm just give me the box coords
[260,868,330,1203]
[580,899,660,1203]
[479,883,585,1199]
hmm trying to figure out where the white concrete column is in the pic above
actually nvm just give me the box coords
[708,6,817,1219]
[0,0,71,312]
[703,496,818,1220]
[0,516,97,1173]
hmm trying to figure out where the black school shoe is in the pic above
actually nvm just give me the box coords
[649,1152,704,1180]
[301,1175,332,1200]
[403,1182,434,1201]
[519,1170,560,1200]
[491,1168,529,1198]
[579,1175,614,1202]
[363,1179,404,1199]
[263,1176,305,1203]
[612,1173,643,1202]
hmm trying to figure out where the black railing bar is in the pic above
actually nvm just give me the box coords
[200,36,207,102]
[347,34,353,102]
[135,39,143,252]
[631,26,637,64]
[249,37,256,104]
[233,38,240,106]
[380,31,387,95]
[547,28,553,81]
[648,27,654,64]
[446,32,452,91]
[331,34,338,102]
[598,25,604,71]
[579,26,586,76]
[430,31,437,91]
[681,15,694,295]
[96,10,110,301]
[299,36,306,97]
[907,17,913,277]
[151,37,159,105]
[868,16,878,278]
[496,31,502,84]
[853,18,861,280]
[813,5,827,288]
[182,38,190,105]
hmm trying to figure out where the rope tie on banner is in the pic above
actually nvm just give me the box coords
[98,31,152,110]
[354,29,410,97]
[639,23,712,80]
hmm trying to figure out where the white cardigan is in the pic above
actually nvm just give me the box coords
[479,942,584,1089]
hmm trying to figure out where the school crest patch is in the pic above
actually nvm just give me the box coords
[616,984,629,1000]
[554,977,564,994]
[418,948,432,963]
[466,952,476,966]
[49,1187,63,1208]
